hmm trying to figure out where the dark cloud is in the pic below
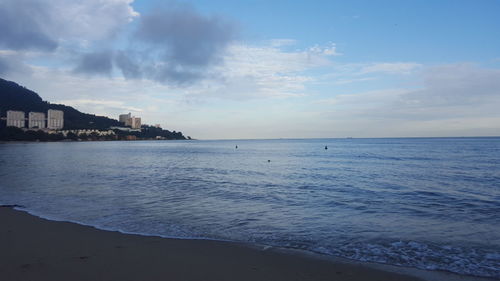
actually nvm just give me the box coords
[0,54,32,76]
[115,51,142,79]
[151,65,204,84]
[0,0,137,52]
[1,0,236,86]
[0,56,9,75]
[74,51,114,76]
[134,3,237,84]
[0,0,58,51]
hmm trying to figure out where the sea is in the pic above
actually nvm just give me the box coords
[0,138,499,279]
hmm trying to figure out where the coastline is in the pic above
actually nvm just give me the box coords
[1,206,494,281]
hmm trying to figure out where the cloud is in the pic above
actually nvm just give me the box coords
[332,77,375,85]
[222,43,333,77]
[360,62,421,75]
[317,89,408,107]
[268,39,298,47]
[1,0,336,92]
[316,61,422,86]
[115,51,142,79]
[0,51,32,75]
[301,63,500,137]
[320,64,500,124]
[308,43,342,56]
[133,3,237,84]
[0,56,9,75]
[74,51,114,76]
[0,0,138,52]
[56,99,143,113]
[53,0,138,41]
[401,63,500,106]
[0,0,57,51]
[180,42,336,100]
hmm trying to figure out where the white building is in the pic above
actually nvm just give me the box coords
[110,126,141,132]
[28,112,46,129]
[61,129,115,137]
[6,110,25,128]
[47,109,64,129]
[129,116,141,129]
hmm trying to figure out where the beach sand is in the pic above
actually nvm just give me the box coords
[0,206,484,281]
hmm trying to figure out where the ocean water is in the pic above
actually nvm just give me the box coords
[0,138,499,278]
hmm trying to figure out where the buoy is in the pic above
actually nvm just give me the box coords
[325,145,328,150]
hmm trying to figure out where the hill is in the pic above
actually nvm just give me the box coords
[0,78,122,130]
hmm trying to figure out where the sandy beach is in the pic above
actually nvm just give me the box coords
[0,206,432,281]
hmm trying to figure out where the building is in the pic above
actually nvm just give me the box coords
[61,129,115,137]
[119,113,131,124]
[28,112,46,129]
[110,126,141,132]
[118,113,141,129]
[129,116,141,129]
[6,110,25,128]
[47,109,64,129]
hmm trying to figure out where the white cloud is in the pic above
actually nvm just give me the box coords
[268,39,297,47]
[359,62,422,75]
[312,64,500,137]
[53,0,138,41]
[223,43,333,76]
[186,42,335,99]
[315,61,422,86]
[56,99,143,113]
[332,77,375,85]
[402,63,500,106]
[308,43,342,56]
[316,88,409,107]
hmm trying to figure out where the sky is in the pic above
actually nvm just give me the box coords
[1,0,500,139]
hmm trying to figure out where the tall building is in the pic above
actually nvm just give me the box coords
[6,110,25,128]
[47,109,64,129]
[119,113,131,124]
[28,112,46,129]
[130,116,141,129]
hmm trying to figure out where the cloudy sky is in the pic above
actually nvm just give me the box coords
[1,0,499,139]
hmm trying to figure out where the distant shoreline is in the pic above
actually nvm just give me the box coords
[1,136,499,143]
[0,138,191,144]
[174,136,500,141]
[0,125,189,142]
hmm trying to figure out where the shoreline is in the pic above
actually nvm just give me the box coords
[0,138,190,144]
[1,206,495,281]
[2,136,499,144]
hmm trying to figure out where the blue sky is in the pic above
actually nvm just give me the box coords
[1,0,499,138]
[164,0,500,62]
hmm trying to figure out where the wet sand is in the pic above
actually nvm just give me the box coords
[0,207,453,281]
